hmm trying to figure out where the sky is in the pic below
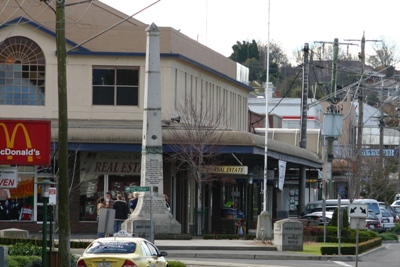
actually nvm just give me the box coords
[101,0,400,63]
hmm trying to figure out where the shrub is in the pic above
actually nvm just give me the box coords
[391,223,400,234]
[330,207,349,228]
[8,243,42,256]
[303,225,323,236]
[6,256,41,267]
[379,232,398,241]
[168,260,186,267]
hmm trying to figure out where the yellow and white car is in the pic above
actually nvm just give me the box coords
[76,232,168,267]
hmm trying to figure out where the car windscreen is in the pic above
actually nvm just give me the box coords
[393,206,400,213]
[86,241,137,254]
[368,203,380,214]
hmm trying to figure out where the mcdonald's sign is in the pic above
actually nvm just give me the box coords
[0,120,51,165]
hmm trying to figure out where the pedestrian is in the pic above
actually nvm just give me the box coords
[96,197,106,238]
[129,192,139,213]
[104,191,114,209]
[112,192,130,233]
[165,194,171,212]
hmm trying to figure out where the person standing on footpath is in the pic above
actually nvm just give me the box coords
[96,197,106,238]
[105,191,114,209]
[112,192,130,233]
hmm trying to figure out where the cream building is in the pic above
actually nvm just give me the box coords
[0,0,321,235]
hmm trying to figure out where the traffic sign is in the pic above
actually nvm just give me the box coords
[124,186,150,193]
[347,204,368,218]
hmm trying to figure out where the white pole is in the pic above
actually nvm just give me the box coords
[263,0,270,212]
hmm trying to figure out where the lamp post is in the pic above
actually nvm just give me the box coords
[36,176,56,267]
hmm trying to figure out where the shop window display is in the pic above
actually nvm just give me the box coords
[0,167,37,221]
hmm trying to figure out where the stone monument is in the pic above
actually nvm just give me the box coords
[123,23,181,236]
[273,218,303,251]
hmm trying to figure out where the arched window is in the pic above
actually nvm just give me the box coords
[0,36,45,105]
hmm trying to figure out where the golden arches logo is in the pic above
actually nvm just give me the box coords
[0,123,33,162]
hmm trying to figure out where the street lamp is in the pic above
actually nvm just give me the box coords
[36,176,56,267]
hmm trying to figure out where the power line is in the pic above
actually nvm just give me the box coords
[67,0,161,52]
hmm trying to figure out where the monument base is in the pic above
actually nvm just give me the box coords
[122,194,181,235]
[256,210,273,240]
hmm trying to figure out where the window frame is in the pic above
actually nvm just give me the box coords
[92,66,139,106]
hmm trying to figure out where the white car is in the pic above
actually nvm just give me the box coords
[380,208,395,231]
[300,211,334,226]
[392,200,400,206]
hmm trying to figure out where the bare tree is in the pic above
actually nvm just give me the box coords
[367,36,399,69]
[165,92,228,234]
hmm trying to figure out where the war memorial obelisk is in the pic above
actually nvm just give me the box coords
[123,23,181,236]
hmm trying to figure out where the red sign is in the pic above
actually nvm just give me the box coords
[0,120,51,165]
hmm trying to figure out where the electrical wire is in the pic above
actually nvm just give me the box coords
[268,67,302,115]
[67,0,161,52]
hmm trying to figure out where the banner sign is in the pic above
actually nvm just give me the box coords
[278,160,287,190]
[0,120,51,165]
[0,168,18,188]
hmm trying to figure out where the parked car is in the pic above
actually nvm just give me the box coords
[392,200,400,206]
[301,211,333,226]
[76,231,168,267]
[379,207,395,231]
[391,205,400,221]
[365,211,383,232]
[379,202,397,222]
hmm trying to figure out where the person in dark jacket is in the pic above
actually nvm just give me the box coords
[112,192,130,233]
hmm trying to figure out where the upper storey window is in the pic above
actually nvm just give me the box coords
[92,67,139,106]
[0,36,45,105]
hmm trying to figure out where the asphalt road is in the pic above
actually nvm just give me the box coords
[168,242,400,267]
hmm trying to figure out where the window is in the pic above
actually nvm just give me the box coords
[93,67,139,106]
[0,36,45,105]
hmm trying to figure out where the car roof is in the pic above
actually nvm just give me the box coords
[93,237,146,242]
[304,211,333,216]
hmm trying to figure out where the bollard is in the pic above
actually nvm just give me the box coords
[0,246,8,267]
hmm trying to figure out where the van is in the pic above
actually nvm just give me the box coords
[302,199,350,215]
[352,199,382,222]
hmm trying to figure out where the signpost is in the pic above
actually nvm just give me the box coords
[348,203,368,267]
[124,186,150,193]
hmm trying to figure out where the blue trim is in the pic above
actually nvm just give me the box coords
[0,17,90,52]
[52,142,263,154]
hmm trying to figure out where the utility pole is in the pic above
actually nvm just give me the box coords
[55,0,70,265]
[299,43,309,216]
[314,38,355,199]
[379,79,384,168]
[344,33,381,199]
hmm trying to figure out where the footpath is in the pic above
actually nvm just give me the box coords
[70,235,391,266]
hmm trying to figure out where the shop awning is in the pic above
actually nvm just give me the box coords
[50,119,322,168]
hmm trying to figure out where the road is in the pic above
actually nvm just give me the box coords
[170,242,400,267]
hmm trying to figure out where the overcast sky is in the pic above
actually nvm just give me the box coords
[101,0,400,63]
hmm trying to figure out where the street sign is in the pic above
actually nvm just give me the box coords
[348,204,368,218]
[124,186,150,193]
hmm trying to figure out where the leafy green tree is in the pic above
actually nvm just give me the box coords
[330,207,349,228]
[229,40,259,64]
[366,92,379,107]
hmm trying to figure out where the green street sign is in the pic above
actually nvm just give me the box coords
[124,186,151,193]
